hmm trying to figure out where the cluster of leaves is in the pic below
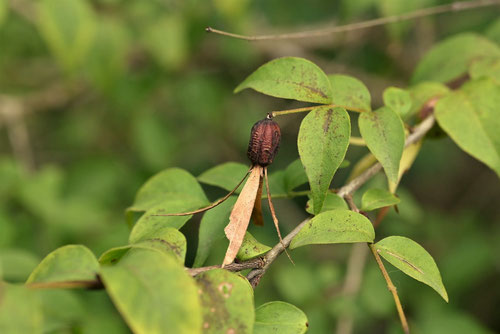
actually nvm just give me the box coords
[3,30,500,333]
[1,0,500,331]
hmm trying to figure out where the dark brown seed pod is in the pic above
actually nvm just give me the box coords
[247,114,281,167]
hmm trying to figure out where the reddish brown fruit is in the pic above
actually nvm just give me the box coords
[247,115,281,167]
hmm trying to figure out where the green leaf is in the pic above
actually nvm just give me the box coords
[26,245,99,283]
[283,159,309,193]
[375,236,448,302]
[194,196,237,267]
[361,188,400,211]
[407,82,450,119]
[130,168,208,212]
[127,168,208,227]
[37,0,97,72]
[434,79,500,177]
[196,269,254,334]
[305,193,347,215]
[328,74,371,112]
[412,33,500,84]
[383,87,412,118]
[254,301,308,334]
[290,210,375,249]
[198,162,249,192]
[100,248,202,334]
[235,57,333,104]
[236,233,271,261]
[298,107,350,214]
[143,15,188,70]
[359,107,405,184]
[469,56,500,84]
[101,218,188,265]
[130,225,187,263]
[0,283,43,334]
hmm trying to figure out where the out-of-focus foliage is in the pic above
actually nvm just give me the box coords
[0,0,499,333]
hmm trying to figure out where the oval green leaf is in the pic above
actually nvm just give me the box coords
[361,188,400,211]
[196,269,254,334]
[37,0,97,72]
[130,168,208,212]
[0,283,42,334]
[127,168,209,228]
[383,87,411,118]
[435,79,500,177]
[193,196,237,267]
[298,107,350,214]
[328,74,371,112]
[26,245,99,283]
[254,301,308,334]
[375,236,448,302]
[236,232,271,261]
[290,209,375,249]
[100,248,202,334]
[359,107,405,184]
[305,193,347,215]
[235,57,333,104]
[198,162,249,192]
[412,33,500,84]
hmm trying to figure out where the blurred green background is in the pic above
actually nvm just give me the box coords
[0,0,499,333]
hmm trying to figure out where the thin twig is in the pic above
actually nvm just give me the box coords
[206,0,500,41]
[369,243,410,334]
[272,104,366,117]
[264,167,294,265]
[187,258,265,276]
[343,195,409,334]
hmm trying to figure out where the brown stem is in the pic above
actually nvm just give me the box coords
[206,0,499,41]
[187,257,265,276]
[264,167,294,265]
[271,104,366,117]
[369,243,410,334]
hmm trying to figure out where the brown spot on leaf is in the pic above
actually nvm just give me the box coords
[322,109,333,133]
[218,282,233,298]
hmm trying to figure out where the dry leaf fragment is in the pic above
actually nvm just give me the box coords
[223,166,263,267]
